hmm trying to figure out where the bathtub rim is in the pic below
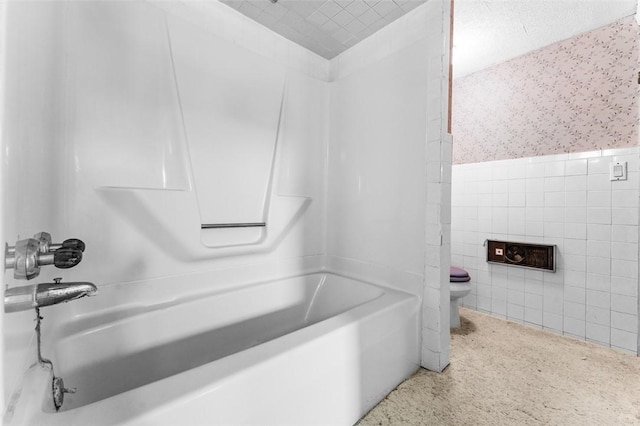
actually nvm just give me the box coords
[47,270,393,342]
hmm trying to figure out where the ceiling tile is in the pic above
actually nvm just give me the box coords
[285,0,322,18]
[318,1,344,18]
[333,28,354,44]
[307,10,331,27]
[345,18,366,34]
[345,1,370,17]
[373,0,399,17]
[333,9,356,27]
[219,0,428,59]
[358,8,382,26]
[263,3,288,19]
[321,19,342,34]
[247,0,268,11]
[335,0,355,8]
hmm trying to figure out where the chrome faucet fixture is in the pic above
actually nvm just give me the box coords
[4,232,95,410]
[4,232,85,280]
[5,278,97,409]
[4,278,97,313]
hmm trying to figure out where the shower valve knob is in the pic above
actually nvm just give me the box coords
[50,238,85,253]
[4,233,86,280]
[62,239,85,252]
[52,248,83,269]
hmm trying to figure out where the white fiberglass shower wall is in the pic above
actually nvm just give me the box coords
[1,0,452,409]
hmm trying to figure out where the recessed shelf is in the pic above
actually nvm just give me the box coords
[486,240,556,272]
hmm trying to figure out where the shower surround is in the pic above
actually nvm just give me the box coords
[1,0,452,421]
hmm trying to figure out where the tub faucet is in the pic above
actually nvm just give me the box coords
[4,278,97,313]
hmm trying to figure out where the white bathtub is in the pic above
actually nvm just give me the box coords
[6,272,420,425]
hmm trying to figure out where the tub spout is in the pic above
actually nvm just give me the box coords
[4,278,97,313]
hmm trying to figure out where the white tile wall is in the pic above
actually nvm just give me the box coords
[452,147,640,355]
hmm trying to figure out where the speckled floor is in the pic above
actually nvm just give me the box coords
[358,308,640,425]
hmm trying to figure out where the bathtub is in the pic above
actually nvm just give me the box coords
[6,272,420,425]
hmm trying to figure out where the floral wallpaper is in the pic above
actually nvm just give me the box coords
[452,16,639,164]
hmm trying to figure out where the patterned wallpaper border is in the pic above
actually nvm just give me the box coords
[452,16,639,165]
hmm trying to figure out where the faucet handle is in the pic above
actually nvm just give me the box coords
[52,248,83,269]
[61,239,85,253]
[49,238,85,253]
[5,234,86,280]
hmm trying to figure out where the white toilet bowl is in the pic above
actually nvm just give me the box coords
[450,282,472,328]
[450,267,471,328]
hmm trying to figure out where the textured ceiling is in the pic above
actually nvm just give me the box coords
[219,0,426,59]
[453,0,638,78]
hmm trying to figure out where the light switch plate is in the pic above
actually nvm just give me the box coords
[610,161,627,181]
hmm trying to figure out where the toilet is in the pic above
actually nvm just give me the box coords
[450,266,471,328]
